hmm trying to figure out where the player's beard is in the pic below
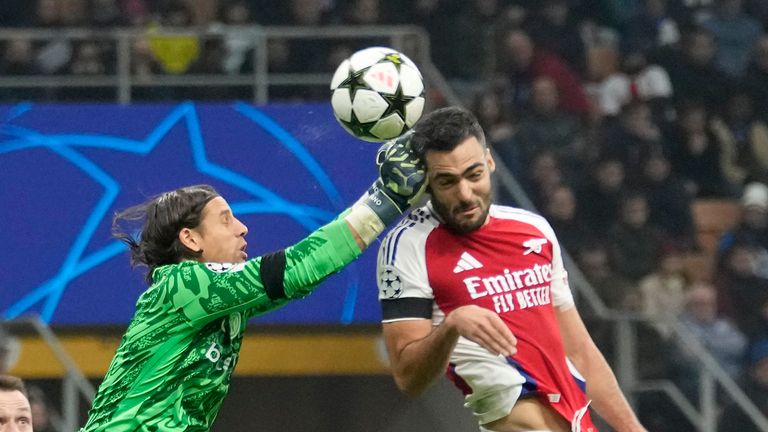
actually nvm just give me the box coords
[431,189,492,234]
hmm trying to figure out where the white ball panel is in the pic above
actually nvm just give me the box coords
[370,114,405,140]
[363,62,400,95]
[352,89,389,123]
[404,97,425,127]
[331,88,353,122]
[330,59,350,90]
[349,47,389,72]
[399,64,424,97]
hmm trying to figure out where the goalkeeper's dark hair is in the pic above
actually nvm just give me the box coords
[411,106,486,159]
[112,184,220,283]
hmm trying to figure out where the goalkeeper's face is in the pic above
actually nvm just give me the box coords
[182,196,250,263]
[426,136,495,234]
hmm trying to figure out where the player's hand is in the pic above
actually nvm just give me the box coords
[362,131,427,222]
[445,305,517,357]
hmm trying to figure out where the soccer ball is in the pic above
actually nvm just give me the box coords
[330,47,425,142]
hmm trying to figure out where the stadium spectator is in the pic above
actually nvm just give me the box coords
[700,0,763,77]
[719,338,768,432]
[541,184,595,255]
[522,149,565,210]
[588,48,673,119]
[607,192,665,282]
[744,35,768,119]
[499,28,592,117]
[671,283,748,400]
[719,182,768,256]
[576,241,637,311]
[376,106,646,432]
[639,150,697,249]
[577,155,627,235]
[620,0,681,54]
[429,0,500,104]
[667,99,735,197]
[27,386,55,432]
[598,100,666,182]
[660,27,733,109]
[513,76,583,174]
[146,1,200,75]
[80,135,427,430]
[715,242,768,336]
[0,327,19,374]
[0,375,32,432]
[638,242,690,337]
[526,0,588,76]
[710,90,768,186]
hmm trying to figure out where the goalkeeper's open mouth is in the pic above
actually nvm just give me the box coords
[240,243,248,260]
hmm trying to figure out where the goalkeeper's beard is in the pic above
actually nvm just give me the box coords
[431,191,492,234]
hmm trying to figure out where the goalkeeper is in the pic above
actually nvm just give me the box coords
[80,133,426,432]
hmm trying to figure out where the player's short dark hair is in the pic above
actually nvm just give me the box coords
[113,184,220,283]
[0,375,27,397]
[411,106,486,159]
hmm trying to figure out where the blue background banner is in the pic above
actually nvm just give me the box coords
[0,102,383,326]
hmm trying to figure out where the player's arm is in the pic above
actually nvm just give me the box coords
[556,307,647,432]
[382,304,516,397]
[175,134,427,326]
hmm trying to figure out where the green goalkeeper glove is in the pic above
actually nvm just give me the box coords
[345,131,428,245]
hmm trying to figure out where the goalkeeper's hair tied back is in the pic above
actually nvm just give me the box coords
[112,184,220,283]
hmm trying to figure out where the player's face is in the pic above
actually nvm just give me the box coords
[0,390,32,432]
[192,197,249,263]
[426,136,495,234]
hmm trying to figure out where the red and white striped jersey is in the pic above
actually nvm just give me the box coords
[377,203,596,431]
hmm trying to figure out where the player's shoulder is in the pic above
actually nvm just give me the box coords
[490,204,550,225]
[490,204,558,239]
[382,205,439,241]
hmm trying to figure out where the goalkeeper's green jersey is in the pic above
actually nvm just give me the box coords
[81,215,361,432]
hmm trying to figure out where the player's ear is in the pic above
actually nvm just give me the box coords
[486,149,496,173]
[179,228,202,253]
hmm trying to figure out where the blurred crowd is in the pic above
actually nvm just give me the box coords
[3,0,768,430]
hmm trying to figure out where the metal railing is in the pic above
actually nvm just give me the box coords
[0,25,435,104]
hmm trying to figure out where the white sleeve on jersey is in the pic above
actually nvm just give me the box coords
[532,214,575,311]
[376,218,432,301]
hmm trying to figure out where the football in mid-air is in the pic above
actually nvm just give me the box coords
[330,46,425,142]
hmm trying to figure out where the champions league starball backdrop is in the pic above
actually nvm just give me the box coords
[0,102,383,326]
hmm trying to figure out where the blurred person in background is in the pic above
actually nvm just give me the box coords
[527,0,588,76]
[719,182,768,256]
[80,136,427,431]
[667,99,734,197]
[744,35,768,118]
[715,242,768,337]
[26,387,55,432]
[638,242,690,338]
[700,0,763,78]
[639,150,697,249]
[607,192,665,283]
[577,155,627,235]
[710,90,768,187]
[660,27,733,109]
[0,375,32,432]
[514,76,583,176]
[541,184,594,255]
[499,28,592,118]
[671,283,747,397]
[377,106,646,432]
[620,0,680,54]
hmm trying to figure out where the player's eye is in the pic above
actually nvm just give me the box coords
[18,417,31,424]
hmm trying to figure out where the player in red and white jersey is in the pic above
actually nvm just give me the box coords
[376,107,646,432]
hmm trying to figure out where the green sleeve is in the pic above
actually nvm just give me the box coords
[168,213,362,327]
